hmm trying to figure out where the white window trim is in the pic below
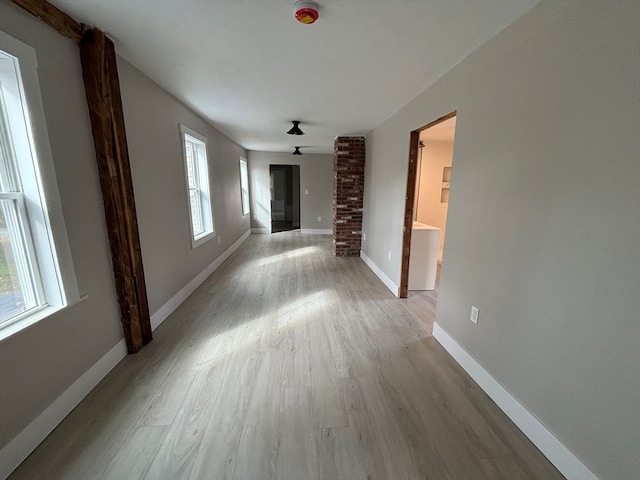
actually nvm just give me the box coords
[0,30,80,341]
[239,155,250,216]
[179,124,215,248]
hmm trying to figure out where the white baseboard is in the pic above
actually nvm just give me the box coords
[251,227,270,234]
[300,229,332,235]
[0,230,253,480]
[432,322,598,480]
[150,229,251,331]
[0,338,128,480]
[359,250,399,297]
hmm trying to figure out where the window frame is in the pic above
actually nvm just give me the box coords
[239,155,250,216]
[0,30,80,340]
[179,124,215,248]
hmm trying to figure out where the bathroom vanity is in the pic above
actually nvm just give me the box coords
[408,221,441,290]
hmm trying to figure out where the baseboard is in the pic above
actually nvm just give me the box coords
[150,229,251,331]
[0,230,255,479]
[251,227,270,234]
[300,229,332,235]
[0,338,128,480]
[432,322,598,480]
[359,250,399,297]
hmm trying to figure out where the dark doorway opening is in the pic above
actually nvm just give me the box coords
[270,164,300,233]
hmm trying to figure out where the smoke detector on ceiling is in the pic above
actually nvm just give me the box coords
[294,0,319,25]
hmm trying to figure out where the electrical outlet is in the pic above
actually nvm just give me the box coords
[217,235,221,244]
[387,250,391,260]
[363,233,367,241]
[317,216,321,222]
[470,306,479,324]
[305,189,309,195]
[252,214,257,220]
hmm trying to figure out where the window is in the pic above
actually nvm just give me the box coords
[0,31,79,338]
[180,125,214,247]
[239,156,250,215]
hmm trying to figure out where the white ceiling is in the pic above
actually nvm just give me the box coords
[51,0,539,154]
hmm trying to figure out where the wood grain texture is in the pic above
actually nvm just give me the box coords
[8,232,564,480]
[9,0,82,43]
[10,1,152,351]
[79,28,152,352]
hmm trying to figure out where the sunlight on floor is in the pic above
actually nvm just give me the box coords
[255,246,320,267]
[203,289,327,355]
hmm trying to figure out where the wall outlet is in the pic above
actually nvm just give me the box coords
[305,189,309,195]
[363,233,367,241]
[470,306,479,325]
[252,214,257,220]
[387,250,392,260]
[317,216,321,222]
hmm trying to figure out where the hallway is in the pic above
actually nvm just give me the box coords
[10,233,562,479]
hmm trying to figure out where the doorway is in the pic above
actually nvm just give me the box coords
[399,111,456,298]
[269,164,300,233]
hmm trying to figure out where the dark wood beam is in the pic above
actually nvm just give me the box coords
[9,0,83,43]
[399,130,420,298]
[79,28,152,352]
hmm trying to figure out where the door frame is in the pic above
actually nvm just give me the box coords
[399,111,456,298]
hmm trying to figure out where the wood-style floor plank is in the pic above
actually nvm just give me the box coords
[8,232,564,480]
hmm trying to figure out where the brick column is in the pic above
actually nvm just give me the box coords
[333,136,365,256]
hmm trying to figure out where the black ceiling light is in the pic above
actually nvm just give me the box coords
[287,120,304,135]
[292,147,302,155]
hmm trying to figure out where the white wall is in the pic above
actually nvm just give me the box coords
[362,1,640,479]
[118,59,250,315]
[247,151,332,233]
[0,0,121,452]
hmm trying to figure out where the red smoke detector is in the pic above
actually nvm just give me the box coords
[294,0,319,24]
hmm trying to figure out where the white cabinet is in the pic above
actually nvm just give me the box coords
[408,221,440,291]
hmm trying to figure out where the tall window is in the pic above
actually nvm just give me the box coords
[180,125,214,247]
[239,156,250,215]
[0,31,79,337]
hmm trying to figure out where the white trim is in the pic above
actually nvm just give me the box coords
[179,124,214,249]
[432,322,598,480]
[238,156,250,216]
[0,338,128,480]
[150,229,251,331]
[251,227,270,234]
[0,30,80,339]
[0,229,253,479]
[360,250,399,297]
[0,294,88,343]
[300,229,332,235]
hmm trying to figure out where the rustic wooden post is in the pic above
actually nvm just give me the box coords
[399,130,420,298]
[9,0,82,43]
[78,28,152,352]
[9,1,152,352]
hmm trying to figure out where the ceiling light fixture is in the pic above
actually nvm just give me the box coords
[292,147,302,155]
[287,120,304,135]
[293,0,320,25]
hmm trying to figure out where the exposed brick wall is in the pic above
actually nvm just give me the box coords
[333,136,365,256]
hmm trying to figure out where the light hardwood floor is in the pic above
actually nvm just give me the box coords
[10,233,564,480]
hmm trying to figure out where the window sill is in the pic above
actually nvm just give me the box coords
[0,294,88,343]
[191,231,216,249]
